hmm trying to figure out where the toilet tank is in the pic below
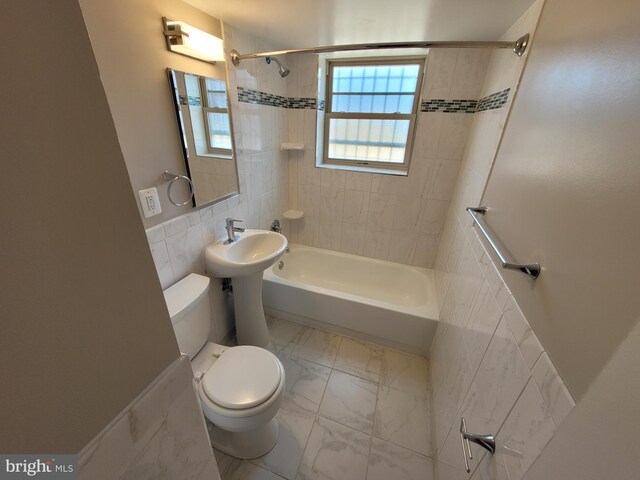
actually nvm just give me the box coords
[163,273,212,359]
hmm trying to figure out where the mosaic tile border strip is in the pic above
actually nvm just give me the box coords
[420,88,511,113]
[237,87,318,110]
[237,87,510,113]
[476,88,510,112]
[178,95,202,107]
[287,97,317,109]
[421,99,477,113]
[237,87,287,107]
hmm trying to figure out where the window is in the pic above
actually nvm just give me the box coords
[323,58,424,172]
[200,77,232,156]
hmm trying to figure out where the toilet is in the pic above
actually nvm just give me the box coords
[163,273,285,459]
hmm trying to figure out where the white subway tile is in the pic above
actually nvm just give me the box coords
[165,224,205,281]
[344,171,373,192]
[463,280,503,372]
[145,225,165,244]
[319,186,345,221]
[419,199,450,235]
[149,240,174,290]
[531,352,575,427]
[363,227,392,260]
[339,223,366,256]
[317,219,342,250]
[503,296,544,369]
[367,193,398,230]
[498,379,557,480]
[413,234,440,268]
[342,190,370,226]
[163,215,190,238]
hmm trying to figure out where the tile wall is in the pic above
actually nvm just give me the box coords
[428,2,577,479]
[145,24,290,342]
[285,50,493,268]
[78,356,220,480]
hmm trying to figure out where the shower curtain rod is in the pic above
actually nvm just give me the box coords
[230,34,530,66]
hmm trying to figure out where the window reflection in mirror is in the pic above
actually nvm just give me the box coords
[168,68,239,207]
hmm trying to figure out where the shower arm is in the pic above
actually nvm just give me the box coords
[230,34,529,66]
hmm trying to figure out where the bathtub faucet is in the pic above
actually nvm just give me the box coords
[225,218,245,243]
[271,219,281,233]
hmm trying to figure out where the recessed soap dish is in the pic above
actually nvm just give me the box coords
[283,209,304,220]
[280,142,305,150]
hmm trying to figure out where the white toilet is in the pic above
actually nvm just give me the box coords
[163,273,285,459]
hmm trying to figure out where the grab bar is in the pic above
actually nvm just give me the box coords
[466,206,541,279]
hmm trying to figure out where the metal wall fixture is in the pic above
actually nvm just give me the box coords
[460,418,496,473]
[230,33,530,66]
[265,57,290,78]
[162,17,224,63]
[466,206,541,279]
[163,170,194,207]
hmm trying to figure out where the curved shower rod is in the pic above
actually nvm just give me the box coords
[230,33,530,66]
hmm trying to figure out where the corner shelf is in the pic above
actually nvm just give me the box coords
[280,142,305,151]
[283,210,304,220]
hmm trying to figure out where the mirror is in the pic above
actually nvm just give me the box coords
[167,68,240,207]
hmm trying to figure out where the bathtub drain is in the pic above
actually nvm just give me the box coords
[278,260,284,270]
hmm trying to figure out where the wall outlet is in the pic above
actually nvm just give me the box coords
[138,187,162,218]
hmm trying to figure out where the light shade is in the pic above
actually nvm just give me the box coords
[163,18,224,63]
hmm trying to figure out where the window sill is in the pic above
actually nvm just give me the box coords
[317,162,408,176]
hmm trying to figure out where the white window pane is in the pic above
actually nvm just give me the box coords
[328,118,410,164]
[207,112,232,150]
[332,94,414,114]
[204,78,227,108]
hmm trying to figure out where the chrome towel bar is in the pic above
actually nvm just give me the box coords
[466,206,541,279]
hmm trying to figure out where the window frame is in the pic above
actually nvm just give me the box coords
[322,57,425,172]
[199,77,233,157]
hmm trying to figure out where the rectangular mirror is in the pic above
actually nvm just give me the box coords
[167,68,240,206]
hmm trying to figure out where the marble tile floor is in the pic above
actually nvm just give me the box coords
[214,316,434,480]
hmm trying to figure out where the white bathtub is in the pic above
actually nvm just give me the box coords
[262,244,439,355]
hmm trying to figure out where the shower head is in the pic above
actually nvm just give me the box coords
[266,56,290,78]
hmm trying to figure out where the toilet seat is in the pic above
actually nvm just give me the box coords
[201,345,283,410]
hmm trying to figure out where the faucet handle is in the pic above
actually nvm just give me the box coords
[225,217,243,228]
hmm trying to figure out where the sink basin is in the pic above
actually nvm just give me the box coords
[205,229,288,278]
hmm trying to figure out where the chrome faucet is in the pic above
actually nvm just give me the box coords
[225,218,245,243]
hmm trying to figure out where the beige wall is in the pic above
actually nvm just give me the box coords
[0,0,180,453]
[525,317,640,479]
[428,3,573,479]
[481,0,640,399]
[79,0,228,228]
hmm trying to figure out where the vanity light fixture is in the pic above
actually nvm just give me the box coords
[162,17,224,63]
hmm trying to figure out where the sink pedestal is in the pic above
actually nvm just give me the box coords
[233,273,270,347]
[204,229,287,347]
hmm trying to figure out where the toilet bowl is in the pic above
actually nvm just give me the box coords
[163,273,284,459]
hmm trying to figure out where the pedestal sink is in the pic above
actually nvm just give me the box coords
[204,229,288,347]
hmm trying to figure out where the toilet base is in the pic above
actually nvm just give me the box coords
[210,417,280,459]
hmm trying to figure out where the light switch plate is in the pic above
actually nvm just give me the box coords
[138,187,162,218]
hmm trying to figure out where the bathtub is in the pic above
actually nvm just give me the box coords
[262,244,439,355]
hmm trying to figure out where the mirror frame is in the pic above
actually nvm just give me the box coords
[166,68,240,207]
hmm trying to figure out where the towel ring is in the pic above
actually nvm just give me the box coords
[163,171,194,207]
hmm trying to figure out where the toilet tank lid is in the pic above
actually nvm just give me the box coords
[163,273,210,320]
